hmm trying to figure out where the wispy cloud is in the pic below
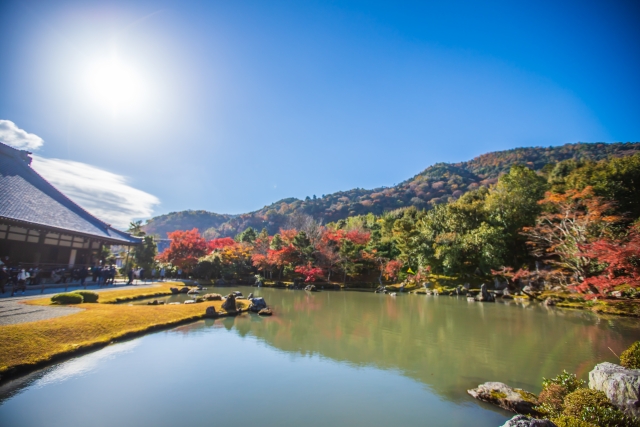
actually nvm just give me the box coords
[32,156,160,229]
[0,120,44,150]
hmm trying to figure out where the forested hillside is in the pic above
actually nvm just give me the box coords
[143,142,640,239]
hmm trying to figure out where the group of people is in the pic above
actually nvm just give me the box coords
[126,267,167,285]
[0,262,40,295]
[0,255,175,296]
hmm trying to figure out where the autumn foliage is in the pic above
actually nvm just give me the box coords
[575,226,640,296]
[156,228,208,271]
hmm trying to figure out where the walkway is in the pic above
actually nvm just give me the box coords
[0,280,173,326]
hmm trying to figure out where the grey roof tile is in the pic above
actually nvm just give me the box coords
[0,142,140,245]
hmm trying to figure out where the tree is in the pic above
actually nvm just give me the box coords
[384,260,403,282]
[485,165,547,264]
[134,235,157,271]
[156,228,208,272]
[574,225,640,296]
[521,187,620,286]
[207,237,236,252]
[237,227,258,243]
[294,264,324,282]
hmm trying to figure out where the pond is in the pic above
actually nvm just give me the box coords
[1,286,639,427]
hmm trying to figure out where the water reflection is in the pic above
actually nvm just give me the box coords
[204,287,639,401]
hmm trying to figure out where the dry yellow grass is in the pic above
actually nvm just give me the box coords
[0,284,242,380]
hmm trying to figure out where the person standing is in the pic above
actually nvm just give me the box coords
[127,268,134,285]
[14,269,29,295]
[80,266,88,288]
[0,265,8,294]
[160,267,165,281]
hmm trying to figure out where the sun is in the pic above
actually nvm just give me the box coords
[84,57,145,113]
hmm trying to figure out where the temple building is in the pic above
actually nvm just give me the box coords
[0,142,140,268]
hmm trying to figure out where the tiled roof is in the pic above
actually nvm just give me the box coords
[0,142,141,245]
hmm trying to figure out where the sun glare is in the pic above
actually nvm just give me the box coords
[84,57,144,113]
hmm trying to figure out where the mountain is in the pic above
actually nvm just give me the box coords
[143,142,640,239]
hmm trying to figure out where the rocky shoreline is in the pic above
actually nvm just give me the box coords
[468,356,640,427]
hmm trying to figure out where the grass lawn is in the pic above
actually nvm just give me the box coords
[0,282,243,381]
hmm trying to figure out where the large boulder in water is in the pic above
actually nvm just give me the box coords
[203,293,222,301]
[179,287,189,294]
[589,362,640,419]
[258,308,273,316]
[475,283,495,302]
[500,415,557,427]
[249,297,267,312]
[467,382,539,415]
[304,284,317,292]
[221,294,237,313]
[204,306,217,318]
[170,287,179,294]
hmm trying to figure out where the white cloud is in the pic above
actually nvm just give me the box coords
[0,120,44,150]
[31,156,160,229]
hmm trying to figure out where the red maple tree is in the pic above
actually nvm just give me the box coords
[295,264,324,282]
[574,226,640,296]
[207,237,236,252]
[157,228,208,272]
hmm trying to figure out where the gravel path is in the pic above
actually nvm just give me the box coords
[0,299,82,325]
[0,281,178,326]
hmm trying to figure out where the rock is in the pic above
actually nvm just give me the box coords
[147,300,159,305]
[184,300,195,304]
[233,291,243,297]
[215,278,226,286]
[203,293,222,301]
[589,362,640,419]
[249,297,267,312]
[168,302,181,305]
[195,297,204,303]
[305,284,317,292]
[500,415,557,427]
[221,294,237,312]
[170,287,179,294]
[204,306,217,318]
[187,288,199,294]
[247,293,254,299]
[543,297,560,306]
[179,287,189,294]
[475,284,495,302]
[467,382,539,415]
[389,292,397,297]
[611,290,623,298]
[258,308,273,316]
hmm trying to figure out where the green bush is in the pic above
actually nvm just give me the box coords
[620,341,640,369]
[74,291,99,303]
[51,293,84,304]
[563,389,611,418]
[542,371,586,394]
[551,415,597,427]
[580,405,639,427]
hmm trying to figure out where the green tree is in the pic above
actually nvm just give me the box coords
[237,227,257,243]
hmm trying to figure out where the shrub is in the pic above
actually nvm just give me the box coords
[580,405,639,427]
[563,389,612,418]
[542,371,586,394]
[51,293,84,304]
[74,291,99,303]
[620,341,640,369]
[551,415,597,427]
[537,384,568,417]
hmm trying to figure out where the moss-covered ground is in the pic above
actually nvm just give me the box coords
[0,282,246,381]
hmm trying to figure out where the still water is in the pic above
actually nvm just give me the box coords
[1,287,639,427]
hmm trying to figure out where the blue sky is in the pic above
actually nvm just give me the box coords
[0,0,638,227]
